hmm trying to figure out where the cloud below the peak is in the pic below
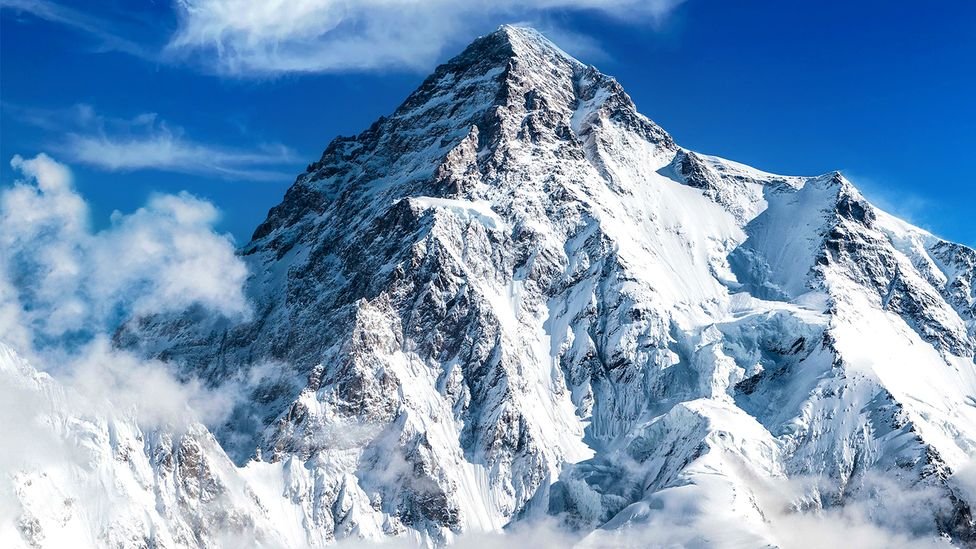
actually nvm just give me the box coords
[165,0,686,75]
[0,153,250,349]
[0,152,256,443]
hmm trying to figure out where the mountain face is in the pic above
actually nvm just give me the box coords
[8,25,976,548]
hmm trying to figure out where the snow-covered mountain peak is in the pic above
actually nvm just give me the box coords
[95,26,976,548]
[491,24,584,67]
[248,25,673,253]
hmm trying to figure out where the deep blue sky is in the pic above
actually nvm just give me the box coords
[1,1,973,246]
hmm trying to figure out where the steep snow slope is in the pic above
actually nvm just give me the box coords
[102,25,976,547]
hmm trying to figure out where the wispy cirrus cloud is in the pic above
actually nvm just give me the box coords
[166,0,686,75]
[5,103,300,181]
[2,0,687,76]
[64,125,299,181]
[0,0,157,59]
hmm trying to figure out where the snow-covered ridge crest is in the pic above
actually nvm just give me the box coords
[96,24,976,548]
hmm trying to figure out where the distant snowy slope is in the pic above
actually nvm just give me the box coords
[0,343,300,548]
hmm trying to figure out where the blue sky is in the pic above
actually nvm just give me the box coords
[1,0,973,246]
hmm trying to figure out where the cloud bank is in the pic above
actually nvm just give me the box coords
[0,150,254,436]
[0,153,250,350]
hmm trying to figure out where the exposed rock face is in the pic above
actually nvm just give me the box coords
[76,25,976,547]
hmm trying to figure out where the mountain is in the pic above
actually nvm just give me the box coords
[8,25,976,548]
[0,343,297,548]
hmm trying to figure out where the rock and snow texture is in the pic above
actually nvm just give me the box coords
[8,25,976,548]
[0,344,298,549]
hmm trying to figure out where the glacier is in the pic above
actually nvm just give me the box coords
[3,25,976,548]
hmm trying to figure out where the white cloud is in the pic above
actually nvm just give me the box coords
[0,0,154,58]
[60,337,237,428]
[4,0,687,76]
[63,107,299,180]
[530,23,613,62]
[3,103,299,180]
[166,0,686,75]
[758,472,955,549]
[66,116,298,180]
[0,153,250,348]
[0,152,253,464]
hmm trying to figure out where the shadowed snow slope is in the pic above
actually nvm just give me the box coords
[8,25,975,548]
